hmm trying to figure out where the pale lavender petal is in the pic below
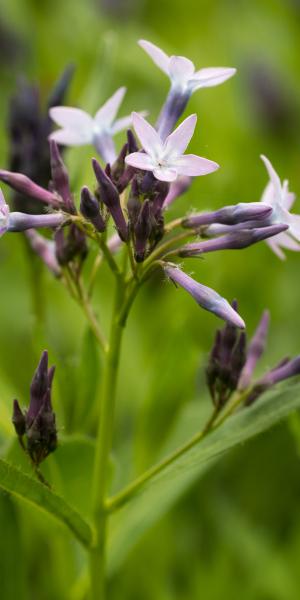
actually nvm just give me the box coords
[138,39,170,75]
[111,115,133,135]
[265,237,286,260]
[260,155,282,199]
[274,231,300,251]
[288,213,300,241]
[49,129,92,146]
[173,154,219,176]
[125,152,155,171]
[0,188,9,217]
[153,167,178,182]
[164,114,197,158]
[169,55,195,84]
[49,107,94,141]
[94,87,126,128]
[191,67,236,89]
[282,180,295,210]
[260,181,276,207]
[132,112,163,159]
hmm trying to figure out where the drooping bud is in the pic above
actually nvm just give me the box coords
[25,229,61,277]
[183,203,272,228]
[49,141,74,212]
[238,311,270,390]
[0,170,58,207]
[92,158,128,241]
[179,224,288,257]
[80,186,106,232]
[163,263,245,328]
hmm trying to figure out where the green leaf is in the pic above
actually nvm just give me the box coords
[0,458,93,548]
[107,382,300,574]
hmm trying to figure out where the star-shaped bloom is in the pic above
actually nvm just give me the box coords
[125,113,219,182]
[139,39,236,94]
[260,155,300,259]
[49,88,135,164]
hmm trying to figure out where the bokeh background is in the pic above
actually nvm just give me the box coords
[1,0,300,598]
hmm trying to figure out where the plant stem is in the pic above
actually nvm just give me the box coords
[89,276,126,599]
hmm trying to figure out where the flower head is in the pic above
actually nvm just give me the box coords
[125,113,219,182]
[139,40,236,94]
[260,155,300,259]
[49,88,136,164]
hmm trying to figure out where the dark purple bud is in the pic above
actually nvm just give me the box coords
[127,129,138,154]
[179,224,288,256]
[55,224,88,265]
[134,200,152,262]
[183,203,272,228]
[156,87,190,140]
[25,229,61,277]
[238,310,270,390]
[28,351,49,424]
[163,176,192,210]
[12,399,26,436]
[152,181,170,217]
[47,64,75,109]
[0,170,59,207]
[92,158,128,241]
[127,183,141,229]
[49,141,74,212]
[80,186,106,233]
[8,211,65,232]
[245,355,300,406]
[163,263,245,328]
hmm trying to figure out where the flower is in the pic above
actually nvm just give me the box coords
[260,155,300,259]
[139,40,236,94]
[125,113,219,182]
[49,87,135,164]
[163,262,245,328]
[0,189,9,235]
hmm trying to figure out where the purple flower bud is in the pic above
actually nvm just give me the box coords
[0,170,59,207]
[7,211,65,232]
[92,158,128,241]
[134,200,152,262]
[127,129,138,154]
[163,263,245,328]
[246,355,300,405]
[80,186,106,233]
[163,176,191,209]
[25,229,61,277]
[55,224,88,266]
[183,202,272,228]
[179,224,288,256]
[12,399,26,436]
[238,310,270,390]
[28,351,49,424]
[49,140,74,212]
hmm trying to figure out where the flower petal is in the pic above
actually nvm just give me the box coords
[138,40,170,75]
[49,129,91,146]
[173,154,219,176]
[164,114,197,159]
[275,231,300,251]
[94,87,126,129]
[153,167,178,182]
[111,115,133,135]
[260,155,282,200]
[265,237,286,260]
[132,112,163,159]
[0,188,9,217]
[168,55,195,85]
[49,107,94,141]
[191,67,236,90]
[125,152,154,171]
[260,181,276,207]
[288,213,300,241]
[282,180,296,210]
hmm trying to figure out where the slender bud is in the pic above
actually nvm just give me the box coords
[7,211,65,232]
[50,141,74,211]
[0,170,58,207]
[156,87,190,140]
[134,200,152,262]
[25,229,61,277]
[163,263,245,328]
[80,186,106,232]
[12,399,26,436]
[183,203,272,228]
[238,311,270,390]
[28,350,49,424]
[246,355,300,405]
[55,224,88,265]
[179,224,288,256]
[92,158,128,241]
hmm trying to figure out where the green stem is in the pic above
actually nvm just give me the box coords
[89,277,126,599]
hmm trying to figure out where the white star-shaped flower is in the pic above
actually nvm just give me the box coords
[260,155,300,259]
[139,39,236,94]
[125,112,219,183]
[49,87,134,164]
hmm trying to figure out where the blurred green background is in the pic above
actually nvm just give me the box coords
[1,0,300,598]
